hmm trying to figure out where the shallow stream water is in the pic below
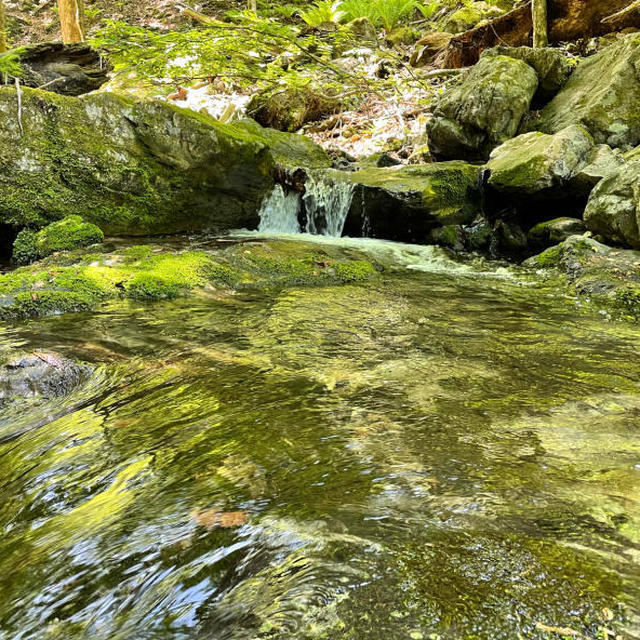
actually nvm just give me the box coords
[0,235,639,640]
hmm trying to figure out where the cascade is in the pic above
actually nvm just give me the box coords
[257,174,355,237]
[303,174,355,237]
[257,184,301,234]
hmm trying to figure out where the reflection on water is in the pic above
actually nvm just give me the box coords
[0,236,639,640]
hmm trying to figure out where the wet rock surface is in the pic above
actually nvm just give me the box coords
[0,352,92,402]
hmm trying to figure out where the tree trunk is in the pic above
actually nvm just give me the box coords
[248,0,256,11]
[0,0,7,54]
[532,0,548,47]
[57,0,85,44]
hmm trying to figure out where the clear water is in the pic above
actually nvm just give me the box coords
[0,235,639,640]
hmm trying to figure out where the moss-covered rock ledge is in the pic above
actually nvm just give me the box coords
[0,239,379,319]
[526,235,640,320]
[0,87,330,236]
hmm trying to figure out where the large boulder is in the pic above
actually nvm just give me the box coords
[527,217,586,250]
[0,87,331,236]
[426,55,538,160]
[583,160,640,248]
[481,46,572,102]
[329,162,482,242]
[486,125,595,198]
[533,34,640,150]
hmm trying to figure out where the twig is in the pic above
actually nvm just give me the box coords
[603,0,640,24]
[419,67,466,79]
[15,76,23,137]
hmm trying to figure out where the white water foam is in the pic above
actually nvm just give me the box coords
[257,175,355,237]
[257,185,301,234]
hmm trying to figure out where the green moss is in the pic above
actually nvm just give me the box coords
[0,240,380,319]
[333,260,378,282]
[12,229,38,266]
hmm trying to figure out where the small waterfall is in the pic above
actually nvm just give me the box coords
[303,175,355,237]
[257,185,301,234]
[257,174,355,237]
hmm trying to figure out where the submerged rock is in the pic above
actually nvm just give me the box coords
[583,160,640,248]
[13,215,104,265]
[426,55,538,160]
[0,352,92,401]
[0,88,330,236]
[526,235,640,319]
[330,162,482,242]
[533,34,640,149]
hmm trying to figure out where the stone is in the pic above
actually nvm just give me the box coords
[527,217,587,250]
[481,46,573,102]
[486,125,595,198]
[0,43,110,96]
[526,235,640,319]
[567,144,626,198]
[12,215,104,265]
[328,162,482,242]
[0,87,330,236]
[583,160,640,248]
[444,2,504,34]
[426,55,538,160]
[410,32,453,68]
[0,352,92,402]
[533,34,640,150]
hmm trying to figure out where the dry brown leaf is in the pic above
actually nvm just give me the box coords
[191,508,249,530]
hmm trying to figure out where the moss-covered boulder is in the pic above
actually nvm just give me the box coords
[13,215,104,265]
[330,162,482,242]
[583,160,640,248]
[486,125,595,198]
[0,87,330,236]
[533,34,640,149]
[526,235,640,319]
[444,1,503,33]
[481,46,573,102]
[0,239,380,319]
[567,143,626,199]
[426,55,538,160]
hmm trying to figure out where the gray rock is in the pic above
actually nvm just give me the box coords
[584,160,640,248]
[533,34,640,150]
[426,55,538,160]
[0,352,92,402]
[567,144,626,198]
[526,235,640,319]
[482,46,573,101]
[486,125,595,197]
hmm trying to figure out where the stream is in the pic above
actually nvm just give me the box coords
[0,233,639,640]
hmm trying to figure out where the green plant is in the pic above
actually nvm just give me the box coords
[0,50,22,77]
[416,1,439,20]
[299,0,345,26]
[341,0,420,32]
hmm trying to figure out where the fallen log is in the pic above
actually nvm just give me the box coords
[443,0,640,68]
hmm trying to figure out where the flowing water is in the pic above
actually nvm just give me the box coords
[1,234,639,640]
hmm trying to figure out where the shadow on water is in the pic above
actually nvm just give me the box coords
[0,236,639,640]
